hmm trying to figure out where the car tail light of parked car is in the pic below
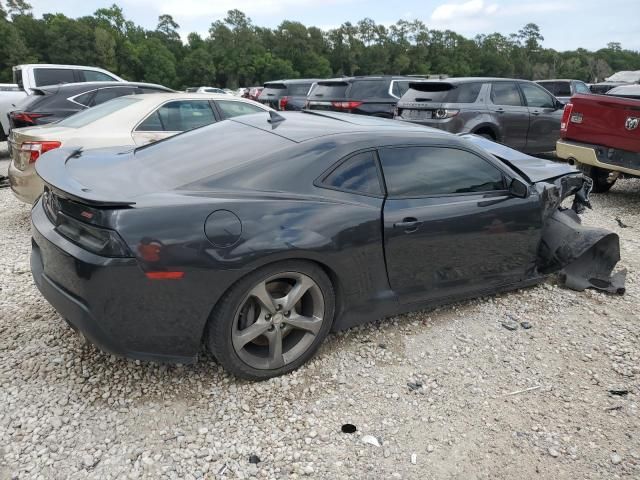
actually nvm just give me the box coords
[10,111,52,127]
[331,101,363,110]
[560,103,583,133]
[18,141,61,164]
[278,96,289,111]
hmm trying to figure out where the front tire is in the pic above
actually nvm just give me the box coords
[578,163,616,193]
[206,260,335,380]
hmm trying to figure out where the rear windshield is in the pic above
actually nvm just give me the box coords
[287,83,313,96]
[58,97,141,128]
[260,83,286,99]
[401,82,482,103]
[310,82,349,99]
[350,80,390,99]
[34,68,76,87]
[79,121,289,194]
[537,81,571,97]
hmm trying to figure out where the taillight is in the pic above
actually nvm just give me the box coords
[434,108,459,119]
[560,103,573,132]
[11,112,50,125]
[18,141,62,164]
[278,96,289,111]
[331,101,363,110]
[55,212,132,257]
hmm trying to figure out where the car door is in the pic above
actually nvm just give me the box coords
[519,82,562,153]
[379,145,542,305]
[488,81,529,150]
[132,99,218,146]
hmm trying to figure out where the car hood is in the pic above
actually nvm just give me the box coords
[459,134,578,183]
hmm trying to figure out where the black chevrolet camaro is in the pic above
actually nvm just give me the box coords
[31,111,623,379]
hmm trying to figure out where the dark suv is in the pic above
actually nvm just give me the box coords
[395,78,565,153]
[257,79,319,111]
[306,76,414,118]
[536,79,590,103]
[9,81,172,129]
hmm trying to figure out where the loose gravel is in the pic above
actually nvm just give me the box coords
[1,144,639,479]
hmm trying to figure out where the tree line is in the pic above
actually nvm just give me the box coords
[1,1,639,90]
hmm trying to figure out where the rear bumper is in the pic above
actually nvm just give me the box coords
[556,139,640,176]
[8,161,43,204]
[30,201,203,364]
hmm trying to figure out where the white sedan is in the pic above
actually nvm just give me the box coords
[8,93,273,203]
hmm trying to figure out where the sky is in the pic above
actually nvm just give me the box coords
[26,0,640,51]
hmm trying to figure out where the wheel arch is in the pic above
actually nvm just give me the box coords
[199,256,345,347]
[471,123,500,141]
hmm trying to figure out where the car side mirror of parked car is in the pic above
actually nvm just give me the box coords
[555,99,564,110]
[509,178,529,198]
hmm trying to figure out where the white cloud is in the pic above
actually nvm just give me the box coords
[431,0,498,23]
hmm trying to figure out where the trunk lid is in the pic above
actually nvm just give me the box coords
[9,126,74,170]
[561,93,640,153]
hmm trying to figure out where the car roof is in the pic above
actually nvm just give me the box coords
[231,110,449,143]
[265,79,320,85]
[35,81,171,93]
[410,77,535,84]
[536,79,580,83]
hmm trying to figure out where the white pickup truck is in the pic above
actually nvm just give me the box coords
[0,64,123,140]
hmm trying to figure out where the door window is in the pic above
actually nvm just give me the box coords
[379,146,505,197]
[33,68,75,87]
[216,100,265,118]
[520,83,555,108]
[322,151,383,196]
[137,100,216,132]
[490,82,523,106]
[574,82,590,94]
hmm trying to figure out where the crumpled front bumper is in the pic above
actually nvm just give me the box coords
[536,172,626,293]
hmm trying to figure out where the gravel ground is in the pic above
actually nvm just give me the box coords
[0,147,639,479]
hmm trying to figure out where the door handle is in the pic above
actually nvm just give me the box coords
[493,108,505,113]
[393,217,422,232]
[531,110,540,116]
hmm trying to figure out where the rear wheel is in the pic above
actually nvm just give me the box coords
[578,163,616,193]
[206,260,335,380]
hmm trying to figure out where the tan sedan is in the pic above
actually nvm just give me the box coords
[8,93,272,203]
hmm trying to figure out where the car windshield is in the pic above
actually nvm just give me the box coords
[57,97,141,128]
[349,80,390,99]
[606,71,640,83]
[287,83,312,96]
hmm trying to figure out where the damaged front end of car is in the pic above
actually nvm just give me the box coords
[536,173,626,294]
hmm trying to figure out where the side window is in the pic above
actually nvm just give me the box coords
[216,100,265,118]
[322,151,382,196]
[137,111,164,131]
[73,90,96,107]
[391,80,410,98]
[137,100,216,132]
[490,82,523,107]
[554,82,572,97]
[91,87,137,106]
[379,146,505,197]
[520,83,555,108]
[574,82,590,94]
[33,68,75,87]
[81,70,118,82]
[136,87,168,94]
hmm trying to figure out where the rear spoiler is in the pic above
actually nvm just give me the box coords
[36,148,135,207]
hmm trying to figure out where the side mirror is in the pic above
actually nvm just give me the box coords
[510,178,529,198]
[555,99,565,110]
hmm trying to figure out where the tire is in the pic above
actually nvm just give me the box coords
[578,163,616,193]
[206,260,335,380]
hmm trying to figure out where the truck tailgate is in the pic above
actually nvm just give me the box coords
[561,93,640,153]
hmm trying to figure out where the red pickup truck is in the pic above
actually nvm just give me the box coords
[556,93,640,192]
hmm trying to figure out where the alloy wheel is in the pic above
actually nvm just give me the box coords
[231,272,325,370]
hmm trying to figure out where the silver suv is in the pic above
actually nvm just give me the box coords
[394,78,565,154]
